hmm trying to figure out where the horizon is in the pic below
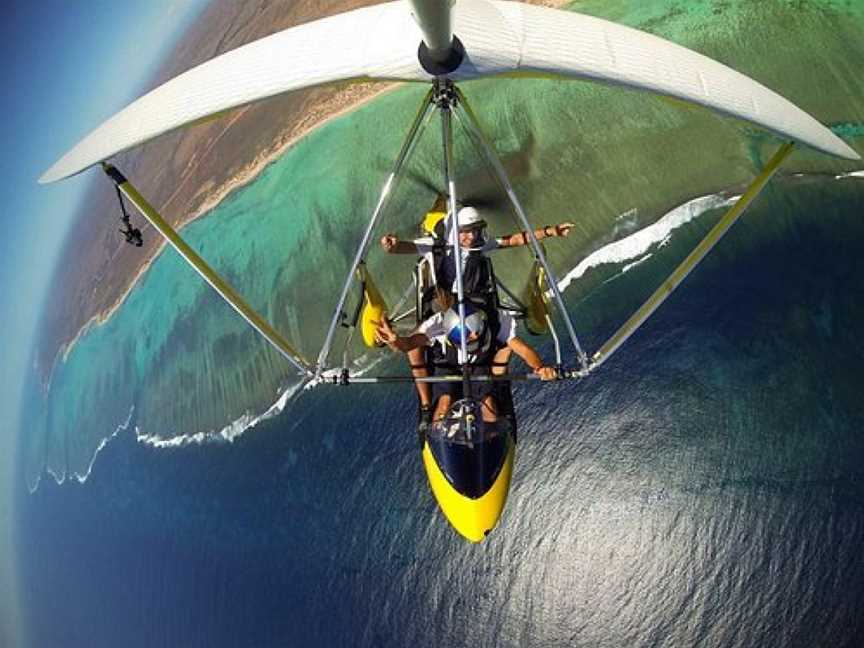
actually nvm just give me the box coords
[0,2,208,645]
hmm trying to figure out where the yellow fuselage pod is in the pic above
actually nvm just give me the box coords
[421,435,515,543]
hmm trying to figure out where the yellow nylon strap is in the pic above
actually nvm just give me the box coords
[591,141,796,368]
[116,178,311,373]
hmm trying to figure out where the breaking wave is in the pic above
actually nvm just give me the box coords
[29,406,136,493]
[47,172,861,484]
[556,193,738,293]
[133,192,739,452]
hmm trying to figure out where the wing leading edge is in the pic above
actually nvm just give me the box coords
[40,0,857,184]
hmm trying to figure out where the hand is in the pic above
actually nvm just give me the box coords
[380,234,398,252]
[374,316,398,347]
[535,366,558,381]
[554,222,575,238]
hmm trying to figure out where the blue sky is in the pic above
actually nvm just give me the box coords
[0,2,208,645]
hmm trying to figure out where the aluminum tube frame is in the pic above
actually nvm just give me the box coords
[438,87,470,369]
[323,373,542,385]
[453,89,588,370]
[588,142,796,371]
[407,0,455,62]
[315,369,582,385]
[315,89,435,377]
[103,164,311,376]
[546,313,563,367]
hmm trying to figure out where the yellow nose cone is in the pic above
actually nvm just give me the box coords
[421,441,515,543]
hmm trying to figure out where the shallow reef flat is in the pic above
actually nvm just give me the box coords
[25,0,864,488]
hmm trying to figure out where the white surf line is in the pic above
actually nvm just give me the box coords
[132,326,398,449]
[621,254,653,274]
[835,169,864,179]
[556,193,739,294]
[37,405,137,489]
[136,346,392,448]
[136,379,308,449]
[74,405,136,483]
[554,165,864,292]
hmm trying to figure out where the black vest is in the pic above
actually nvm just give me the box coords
[433,248,496,304]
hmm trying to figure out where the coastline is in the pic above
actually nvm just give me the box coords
[54,81,400,372]
[45,0,574,385]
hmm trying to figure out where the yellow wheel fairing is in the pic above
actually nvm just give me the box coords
[356,264,387,348]
[421,438,515,543]
[422,193,448,237]
[525,261,551,335]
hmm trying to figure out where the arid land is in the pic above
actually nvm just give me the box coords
[37,0,566,388]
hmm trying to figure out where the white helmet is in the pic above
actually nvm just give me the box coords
[457,205,486,231]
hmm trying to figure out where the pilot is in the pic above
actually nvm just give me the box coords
[374,301,557,426]
[379,203,575,298]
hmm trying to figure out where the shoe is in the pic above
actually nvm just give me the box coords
[417,406,433,449]
[418,405,433,429]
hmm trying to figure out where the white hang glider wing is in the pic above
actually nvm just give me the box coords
[40,0,857,183]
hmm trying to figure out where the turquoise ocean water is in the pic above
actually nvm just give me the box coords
[22,0,864,485]
[15,1,864,645]
[16,171,864,648]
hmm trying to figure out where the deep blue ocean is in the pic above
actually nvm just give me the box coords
[16,175,864,647]
[15,0,864,642]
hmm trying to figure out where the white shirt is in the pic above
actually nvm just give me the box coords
[415,309,517,359]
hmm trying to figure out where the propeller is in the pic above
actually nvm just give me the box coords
[383,133,537,214]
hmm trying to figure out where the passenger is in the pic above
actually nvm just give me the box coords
[374,302,557,426]
[379,203,573,414]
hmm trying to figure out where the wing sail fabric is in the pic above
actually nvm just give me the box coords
[41,0,857,183]
[40,3,427,184]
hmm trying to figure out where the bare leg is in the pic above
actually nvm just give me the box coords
[481,395,498,423]
[434,394,452,421]
[408,347,432,408]
[491,346,511,376]
[479,347,511,424]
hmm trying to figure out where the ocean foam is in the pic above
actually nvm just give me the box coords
[835,170,864,179]
[136,379,307,449]
[74,405,137,482]
[46,174,852,486]
[31,405,138,491]
[127,194,738,451]
[556,193,738,294]
[621,254,653,274]
[135,349,390,448]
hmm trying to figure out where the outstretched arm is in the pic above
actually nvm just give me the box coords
[498,222,575,248]
[374,317,428,353]
[507,337,557,380]
[380,234,420,254]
